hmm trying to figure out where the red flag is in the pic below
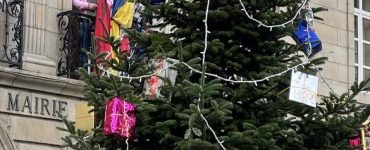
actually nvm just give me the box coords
[94,0,112,59]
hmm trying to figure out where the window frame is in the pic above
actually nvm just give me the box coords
[354,0,370,82]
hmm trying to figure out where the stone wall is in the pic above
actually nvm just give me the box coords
[0,0,86,149]
[22,0,72,75]
[0,66,85,149]
[0,4,6,63]
[309,0,356,98]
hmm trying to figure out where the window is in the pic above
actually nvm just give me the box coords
[354,1,370,82]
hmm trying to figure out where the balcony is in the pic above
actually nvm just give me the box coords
[0,1,162,80]
[57,10,95,79]
[0,0,24,68]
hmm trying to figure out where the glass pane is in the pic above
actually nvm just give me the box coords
[364,68,370,80]
[363,18,370,41]
[356,41,358,63]
[364,0,370,12]
[364,44,370,66]
[355,0,359,8]
[356,66,359,81]
[355,16,358,38]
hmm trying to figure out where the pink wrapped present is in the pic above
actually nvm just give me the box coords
[103,97,136,139]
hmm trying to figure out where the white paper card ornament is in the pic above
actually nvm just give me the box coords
[289,71,318,107]
[143,58,178,99]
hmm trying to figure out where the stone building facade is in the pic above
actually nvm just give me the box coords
[310,0,369,103]
[311,0,356,98]
[0,0,86,149]
[0,0,360,149]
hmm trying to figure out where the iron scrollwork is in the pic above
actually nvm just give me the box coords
[57,12,70,76]
[57,11,94,78]
[0,0,24,68]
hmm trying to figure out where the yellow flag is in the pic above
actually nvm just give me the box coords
[112,2,135,29]
[108,2,135,76]
[110,20,120,59]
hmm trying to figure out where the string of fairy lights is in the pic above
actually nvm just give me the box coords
[239,0,309,30]
[94,2,339,97]
[198,0,227,149]
[93,0,341,149]
[97,0,325,86]
[302,4,339,96]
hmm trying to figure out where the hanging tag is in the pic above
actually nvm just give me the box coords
[289,71,318,107]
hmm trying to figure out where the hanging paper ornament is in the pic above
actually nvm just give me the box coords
[103,97,136,139]
[288,71,318,107]
[75,103,95,132]
[144,58,178,99]
[147,75,161,99]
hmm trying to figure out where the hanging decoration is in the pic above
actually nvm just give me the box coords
[120,35,131,54]
[289,71,318,107]
[143,59,178,99]
[292,4,322,58]
[348,134,361,150]
[91,1,337,150]
[103,97,136,139]
[292,19,322,58]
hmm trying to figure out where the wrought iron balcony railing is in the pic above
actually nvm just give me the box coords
[57,10,95,79]
[0,0,24,68]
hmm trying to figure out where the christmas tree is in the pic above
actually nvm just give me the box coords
[59,0,370,149]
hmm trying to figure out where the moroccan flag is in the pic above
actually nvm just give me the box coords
[94,0,112,59]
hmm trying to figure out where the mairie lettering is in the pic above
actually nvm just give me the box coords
[7,93,68,118]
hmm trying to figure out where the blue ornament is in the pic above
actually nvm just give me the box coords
[292,19,322,58]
